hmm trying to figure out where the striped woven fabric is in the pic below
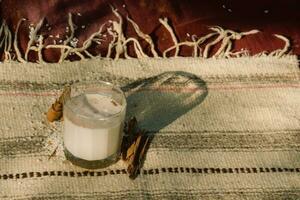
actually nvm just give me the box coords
[0,56,299,199]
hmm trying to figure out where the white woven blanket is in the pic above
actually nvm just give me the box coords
[0,56,299,199]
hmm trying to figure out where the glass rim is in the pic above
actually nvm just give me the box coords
[64,81,127,121]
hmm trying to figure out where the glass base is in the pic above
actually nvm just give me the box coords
[64,147,120,169]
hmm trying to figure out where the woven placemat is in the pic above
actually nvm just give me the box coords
[0,56,299,199]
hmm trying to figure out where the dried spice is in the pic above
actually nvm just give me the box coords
[111,100,118,106]
[126,132,149,179]
[121,117,138,156]
[121,117,150,179]
[47,86,71,122]
[48,145,58,160]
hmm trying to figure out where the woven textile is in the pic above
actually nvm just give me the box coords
[0,56,299,199]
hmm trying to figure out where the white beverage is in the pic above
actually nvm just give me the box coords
[64,93,125,161]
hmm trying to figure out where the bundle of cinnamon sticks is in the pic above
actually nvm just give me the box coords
[121,117,150,179]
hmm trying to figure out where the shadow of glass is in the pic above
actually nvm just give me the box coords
[122,71,208,133]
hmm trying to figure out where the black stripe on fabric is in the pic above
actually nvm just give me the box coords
[1,130,299,157]
[1,167,299,180]
[0,73,298,93]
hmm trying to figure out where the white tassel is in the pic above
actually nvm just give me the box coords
[127,16,158,57]
[159,18,179,58]
[0,9,293,63]
[13,18,27,63]
[59,13,75,63]
[111,7,125,59]
[25,18,44,61]
[270,34,290,57]
[3,24,12,61]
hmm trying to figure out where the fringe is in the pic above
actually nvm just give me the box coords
[0,7,292,63]
[0,21,12,61]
